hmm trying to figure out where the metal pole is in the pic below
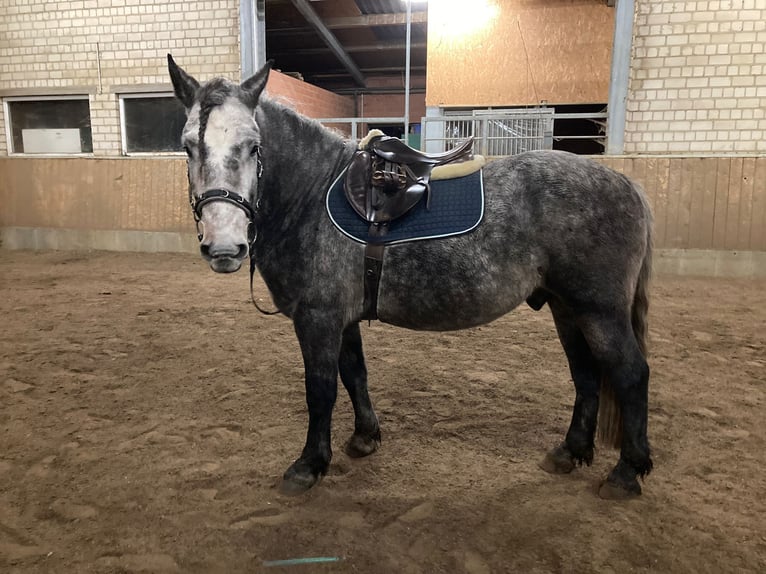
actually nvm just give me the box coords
[606,0,635,155]
[240,0,255,79]
[256,0,266,71]
[404,0,412,142]
[240,0,266,79]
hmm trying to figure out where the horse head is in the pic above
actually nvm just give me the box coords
[167,54,271,273]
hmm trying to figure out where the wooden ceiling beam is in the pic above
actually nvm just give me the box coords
[323,12,428,29]
[270,41,426,56]
[289,0,367,87]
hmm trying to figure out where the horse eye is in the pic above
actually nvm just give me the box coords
[250,144,259,157]
[183,145,193,158]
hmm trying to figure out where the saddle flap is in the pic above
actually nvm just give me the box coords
[343,150,427,224]
[344,150,372,221]
[343,134,476,226]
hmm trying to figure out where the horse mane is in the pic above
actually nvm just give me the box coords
[257,94,347,148]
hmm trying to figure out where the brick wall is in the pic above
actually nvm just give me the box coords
[359,92,426,125]
[266,71,354,119]
[0,0,240,156]
[358,77,427,125]
[626,0,766,154]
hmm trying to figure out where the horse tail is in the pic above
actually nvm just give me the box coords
[598,187,653,449]
[632,220,653,359]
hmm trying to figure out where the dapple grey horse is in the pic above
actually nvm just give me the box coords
[168,56,653,499]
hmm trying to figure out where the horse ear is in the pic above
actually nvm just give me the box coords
[240,60,273,108]
[167,54,199,109]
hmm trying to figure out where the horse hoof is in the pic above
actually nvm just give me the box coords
[345,432,381,458]
[539,444,575,474]
[598,479,641,500]
[279,464,322,496]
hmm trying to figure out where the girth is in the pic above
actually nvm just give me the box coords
[345,133,475,321]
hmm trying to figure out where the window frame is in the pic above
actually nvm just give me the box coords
[118,91,186,157]
[3,94,94,157]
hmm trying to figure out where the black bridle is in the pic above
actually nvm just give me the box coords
[188,146,280,315]
[188,145,263,243]
[190,187,259,245]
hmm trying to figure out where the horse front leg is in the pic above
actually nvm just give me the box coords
[281,309,343,495]
[339,322,381,458]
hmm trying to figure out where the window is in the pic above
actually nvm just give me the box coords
[4,96,93,154]
[119,93,186,154]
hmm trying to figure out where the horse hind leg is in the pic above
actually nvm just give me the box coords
[579,312,652,499]
[339,322,381,458]
[540,298,601,475]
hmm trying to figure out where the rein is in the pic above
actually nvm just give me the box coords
[245,141,350,316]
[190,140,350,318]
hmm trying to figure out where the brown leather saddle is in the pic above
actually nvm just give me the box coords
[344,134,475,226]
[342,134,475,321]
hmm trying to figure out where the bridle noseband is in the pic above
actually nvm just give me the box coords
[190,187,259,246]
[188,145,264,247]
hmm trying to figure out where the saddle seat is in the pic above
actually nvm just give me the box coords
[344,130,475,225]
[370,134,475,166]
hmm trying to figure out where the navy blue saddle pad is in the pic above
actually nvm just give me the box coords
[326,168,484,245]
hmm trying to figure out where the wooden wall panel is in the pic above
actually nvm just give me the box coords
[725,159,744,250]
[751,159,766,251]
[427,0,614,107]
[0,158,191,233]
[713,159,732,250]
[654,158,671,248]
[594,156,766,251]
[1,156,765,252]
[699,159,719,249]
[739,158,756,250]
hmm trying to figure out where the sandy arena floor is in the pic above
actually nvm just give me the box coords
[0,250,764,573]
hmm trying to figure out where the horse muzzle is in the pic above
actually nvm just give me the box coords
[191,189,257,274]
[200,241,249,273]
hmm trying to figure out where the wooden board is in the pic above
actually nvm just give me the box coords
[653,158,671,248]
[724,158,744,250]
[0,158,193,233]
[738,158,756,251]
[712,158,731,250]
[750,158,766,251]
[427,0,614,107]
[1,156,765,252]
[688,158,707,249]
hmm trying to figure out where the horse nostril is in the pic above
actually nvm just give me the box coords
[203,243,244,259]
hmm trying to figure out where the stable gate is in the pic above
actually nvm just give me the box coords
[422,108,554,157]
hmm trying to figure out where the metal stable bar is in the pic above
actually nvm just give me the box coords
[316,117,408,140]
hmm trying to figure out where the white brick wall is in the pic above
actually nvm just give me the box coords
[626,0,766,154]
[0,0,240,156]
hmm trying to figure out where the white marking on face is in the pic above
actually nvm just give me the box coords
[204,101,257,179]
[204,103,237,171]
